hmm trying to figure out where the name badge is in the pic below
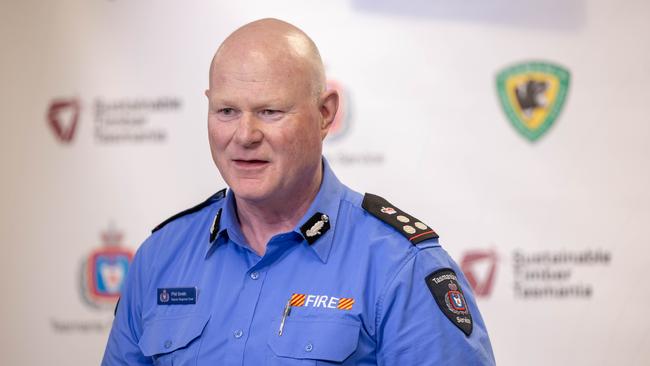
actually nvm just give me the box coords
[157,287,197,305]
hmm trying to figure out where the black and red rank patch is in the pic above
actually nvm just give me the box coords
[425,268,473,336]
[362,193,438,244]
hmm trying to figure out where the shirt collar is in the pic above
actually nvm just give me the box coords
[292,158,344,263]
[206,158,345,263]
[207,188,247,252]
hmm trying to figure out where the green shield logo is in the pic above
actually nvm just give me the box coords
[496,61,570,142]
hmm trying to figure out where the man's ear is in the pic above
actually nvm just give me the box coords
[204,89,210,98]
[319,89,339,139]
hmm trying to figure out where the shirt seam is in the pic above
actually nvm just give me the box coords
[374,244,421,342]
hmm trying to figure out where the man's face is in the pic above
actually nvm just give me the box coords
[206,50,325,205]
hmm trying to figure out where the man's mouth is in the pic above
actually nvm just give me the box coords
[232,159,270,169]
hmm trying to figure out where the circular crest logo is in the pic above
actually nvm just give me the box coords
[159,289,170,303]
[80,224,133,309]
[444,290,468,314]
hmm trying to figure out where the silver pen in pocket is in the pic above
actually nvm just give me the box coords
[278,299,292,336]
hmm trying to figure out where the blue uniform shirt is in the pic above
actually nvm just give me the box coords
[102,159,495,365]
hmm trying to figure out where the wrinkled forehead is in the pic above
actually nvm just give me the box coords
[209,45,314,96]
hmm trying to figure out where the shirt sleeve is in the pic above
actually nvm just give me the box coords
[101,243,152,365]
[375,244,495,365]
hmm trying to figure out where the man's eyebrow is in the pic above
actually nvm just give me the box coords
[206,95,243,107]
[207,97,235,106]
[209,96,289,108]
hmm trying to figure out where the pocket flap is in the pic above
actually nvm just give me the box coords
[138,313,210,357]
[268,318,360,362]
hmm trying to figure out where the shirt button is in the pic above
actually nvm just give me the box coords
[250,272,259,280]
[304,343,313,352]
[164,340,172,349]
[234,330,243,339]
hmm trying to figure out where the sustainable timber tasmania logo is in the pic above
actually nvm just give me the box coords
[460,249,499,298]
[47,98,81,143]
[496,61,570,142]
[46,95,182,144]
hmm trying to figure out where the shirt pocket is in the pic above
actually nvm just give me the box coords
[267,317,360,365]
[138,313,210,366]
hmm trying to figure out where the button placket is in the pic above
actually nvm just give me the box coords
[224,267,268,364]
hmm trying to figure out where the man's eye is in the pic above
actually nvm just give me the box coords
[260,109,283,119]
[215,108,239,121]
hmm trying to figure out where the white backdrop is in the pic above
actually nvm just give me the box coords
[1,0,649,365]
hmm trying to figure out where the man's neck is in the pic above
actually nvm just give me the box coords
[235,167,323,256]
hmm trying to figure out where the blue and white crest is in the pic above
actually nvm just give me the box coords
[451,292,465,309]
[80,225,133,308]
[159,289,170,303]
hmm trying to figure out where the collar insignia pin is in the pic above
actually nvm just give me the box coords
[300,212,331,245]
[209,209,222,243]
[306,214,329,237]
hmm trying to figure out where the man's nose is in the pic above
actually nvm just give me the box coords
[233,112,263,147]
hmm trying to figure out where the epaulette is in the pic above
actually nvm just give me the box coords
[152,188,226,233]
[362,193,438,244]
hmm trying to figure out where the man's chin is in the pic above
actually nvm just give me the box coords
[230,183,272,203]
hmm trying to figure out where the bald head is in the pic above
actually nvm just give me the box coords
[209,18,326,98]
[205,19,340,214]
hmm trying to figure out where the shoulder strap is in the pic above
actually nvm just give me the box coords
[362,193,438,244]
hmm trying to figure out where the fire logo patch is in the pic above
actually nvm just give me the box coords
[289,293,354,311]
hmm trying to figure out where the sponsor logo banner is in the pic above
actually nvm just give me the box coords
[51,223,134,334]
[80,224,133,308]
[47,98,81,143]
[496,61,570,142]
[461,247,612,300]
[513,248,611,299]
[94,97,181,143]
[46,96,182,144]
[460,249,498,298]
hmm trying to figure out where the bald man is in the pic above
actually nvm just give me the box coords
[102,19,495,365]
